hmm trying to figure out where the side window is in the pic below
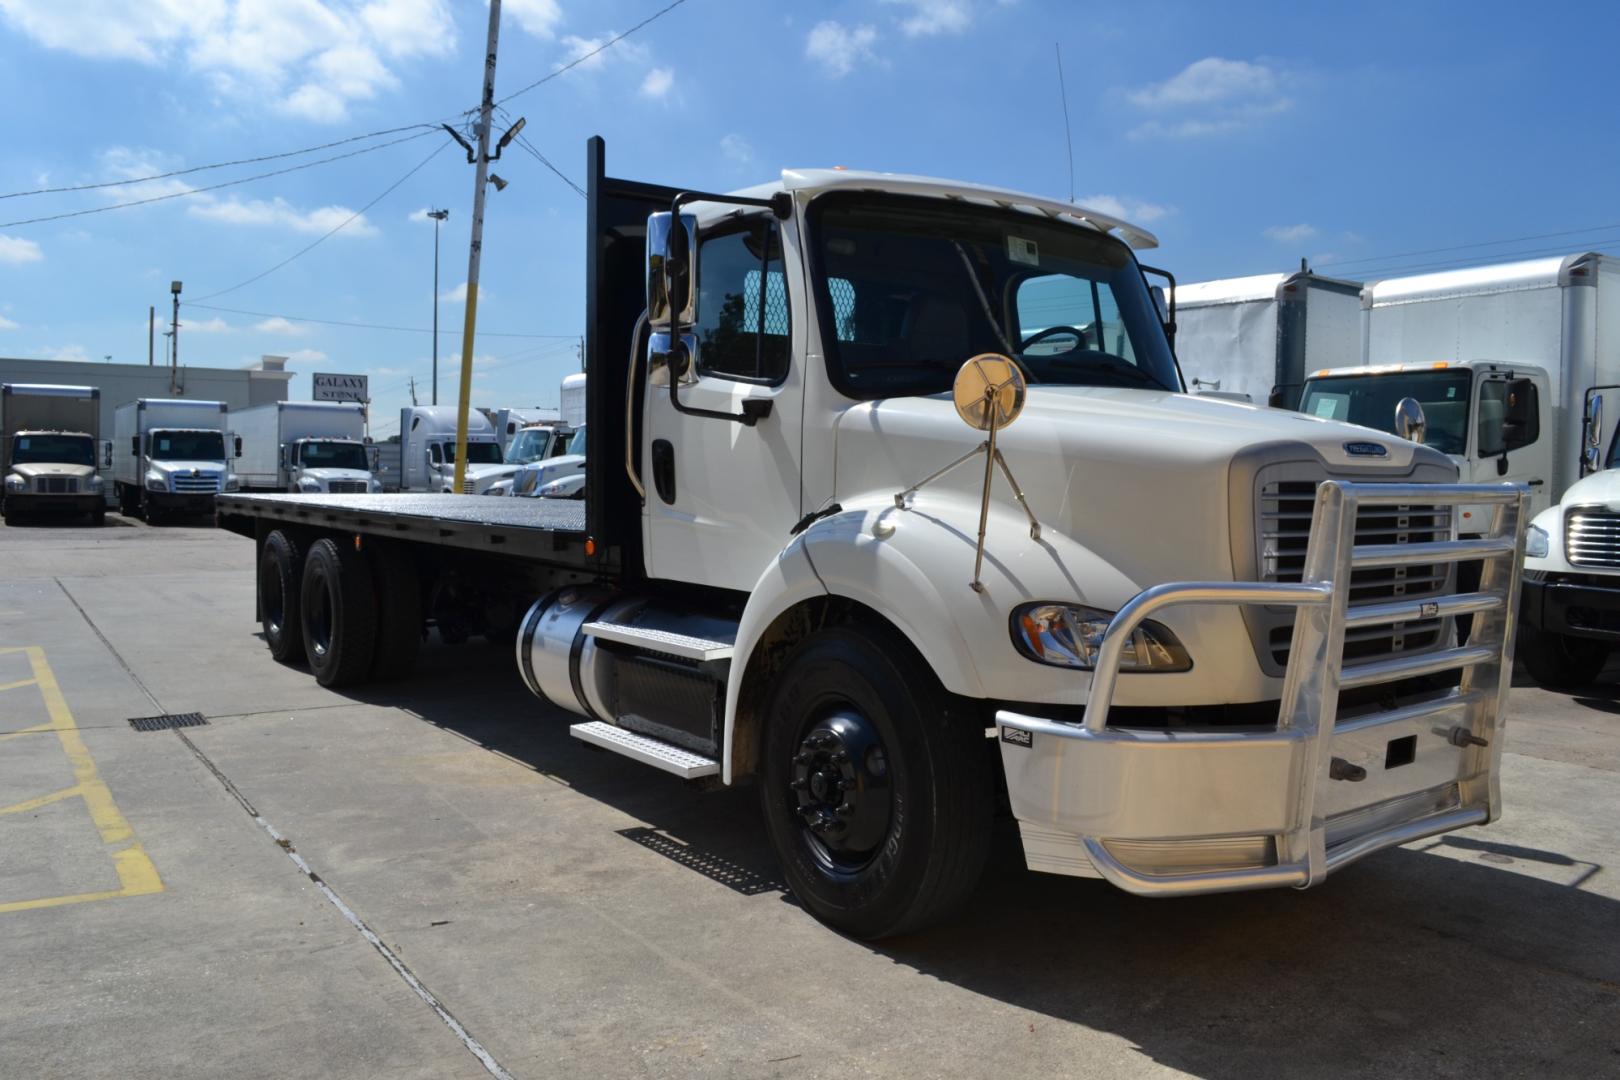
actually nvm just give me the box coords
[1478,378,1539,455]
[428,443,442,465]
[694,220,790,382]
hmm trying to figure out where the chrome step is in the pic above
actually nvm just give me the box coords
[570,721,719,779]
[581,621,734,661]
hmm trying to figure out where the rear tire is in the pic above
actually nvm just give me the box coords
[260,530,305,664]
[299,537,377,687]
[1519,622,1609,688]
[759,624,994,939]
[368,542,422,681]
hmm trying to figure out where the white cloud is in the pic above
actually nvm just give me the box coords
[285,348,327,364]
[0,234,44,264]
[0,0,456,124]
[186,316,233,334]
[506,0,563,39]
[1264,223,1317,244]
[640,67,674,98]
[1126,57,1292,139]
[558,31,648,73]
[368,365,410,376]
[806,20,878,78]
[37,344,91,362]
[0,315,18,330]
[253,316,307,336]
[883,0,972,37]
[720,134,753,165]
[1077,194,1172,225]
[440,282,487,304]
[188,195,377,237]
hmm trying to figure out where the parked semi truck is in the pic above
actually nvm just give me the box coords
[506,422,586,499]
[1,383,106,524]
[218,139,1527,938]
[1174,269,1362,407]
[113,398,238,521]
[234,401,380,493]
[397,405,512,494]
[482,406,563,456]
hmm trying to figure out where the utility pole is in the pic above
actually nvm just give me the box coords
[428,208,449,404]
[409,376,418,407]
[450,0,502,495]
[170,280,182,394]
[148,306,155,366]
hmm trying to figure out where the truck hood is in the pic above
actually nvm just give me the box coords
[10,462,96,480]
[301,467,372,483]
[151,460,227,474]
[1555,468,1620,509]
[834,387,1449,586]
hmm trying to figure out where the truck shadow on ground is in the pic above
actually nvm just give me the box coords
[347,639,1620,1080]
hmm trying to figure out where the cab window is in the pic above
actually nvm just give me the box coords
[1477,378,1538,456]
[694,220,790,383]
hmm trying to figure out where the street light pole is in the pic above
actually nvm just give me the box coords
[428,208,449,406]
[170,280,182,394]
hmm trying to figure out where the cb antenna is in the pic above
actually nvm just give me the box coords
[1055,42,1075,203]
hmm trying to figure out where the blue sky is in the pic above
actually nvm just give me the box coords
[2,0,1618,435]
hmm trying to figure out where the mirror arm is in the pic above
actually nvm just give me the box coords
[672,189,792,220]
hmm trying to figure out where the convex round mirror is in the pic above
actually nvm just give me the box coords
[953,353,1027,432]
[1394,396,1427,445]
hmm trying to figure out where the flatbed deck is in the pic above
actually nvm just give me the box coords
[216,492,590,566]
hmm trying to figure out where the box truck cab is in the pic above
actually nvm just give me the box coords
[1,383,106,525]
[113,398,238,521]
[234,401,379,493]
[397,405,507,494]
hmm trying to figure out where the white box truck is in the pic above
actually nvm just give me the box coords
[1,383,106,525]
[397,405,510,494]
[217,138,1527,938]
[559,373,587,429]
[112,398,238,522]
[234,401,379,493]
[1174,269,1362,407]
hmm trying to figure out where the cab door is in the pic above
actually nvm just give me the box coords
[1474,369,1552,516]
[642,213,805,590]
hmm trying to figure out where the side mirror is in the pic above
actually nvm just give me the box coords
[100,440,113,469]
[1587,394,1603,451]
[1150,284,1170,325]
[1394,396,1427,445]
[130,435,140,457]
[646,211,697,329]
[234,435,243,458]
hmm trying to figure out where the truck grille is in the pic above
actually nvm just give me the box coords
[1565,507,1620,569]
[1260,479,1452,666]
[172,474,220,493]
[327,481,367,493]
[35,477,79,493]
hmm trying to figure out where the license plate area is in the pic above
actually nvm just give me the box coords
[1317,711,1473,820]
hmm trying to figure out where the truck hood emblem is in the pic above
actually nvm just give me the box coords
[1343,441,1388,457]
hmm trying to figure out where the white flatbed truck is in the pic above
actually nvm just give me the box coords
[217,139,1528,937]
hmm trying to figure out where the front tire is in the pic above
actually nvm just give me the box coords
[759,625,993,939]
[299,537,377,687]
[1519,622,1609,688]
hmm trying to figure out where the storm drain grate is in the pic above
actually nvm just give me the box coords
[127,712,209,732]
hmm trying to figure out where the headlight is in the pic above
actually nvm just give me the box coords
[3,474,23,491]
[145,472,167,491]
[369,478,383,492]
[296,478,320,492]
[1525,524,1549,559]
[88,474,104,490]
[224,476,240,492]
[1011,602,1192,672]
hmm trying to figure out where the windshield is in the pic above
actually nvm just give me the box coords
[561,425,586,459]
[1299,371,1472,454]
[810,193,1179,398]
[442,440,504,465]
[506,428,554,464]
[150,429,224,460]
[11,433,94,466]
[299,441,368,471]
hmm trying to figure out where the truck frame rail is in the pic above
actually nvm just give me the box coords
[998,480,1529,896]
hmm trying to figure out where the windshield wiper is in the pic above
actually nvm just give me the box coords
[1049,354,1167,389]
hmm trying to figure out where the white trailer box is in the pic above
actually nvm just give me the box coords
[234,401,375,493]
[559,373,587,430]
[1,383,105,522]
[112,398,235,521]
[397,405,507,493]
[1174,270,1362,407]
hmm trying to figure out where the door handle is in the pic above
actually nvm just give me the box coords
[1528,478,1545,487]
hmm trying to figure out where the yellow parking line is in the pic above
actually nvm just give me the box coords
[0,646,162,914]
[0,721,53,743]
[0,677,38,693]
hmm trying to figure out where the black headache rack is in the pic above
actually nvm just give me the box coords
[216,137,680,583]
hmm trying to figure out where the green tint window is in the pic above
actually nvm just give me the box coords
[1015,274,1139,363]
[694,220,790,383]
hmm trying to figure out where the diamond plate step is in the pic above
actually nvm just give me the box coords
[581,622,734,661]
[570,721,720,779]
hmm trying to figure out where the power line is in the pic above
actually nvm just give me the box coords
[189,139,452,303]
[0,129,438,230]
[183,302,577,339]
[0,123,440,203]
[1317,221,1620,271]
[493,106,586,198]
[496,0,691,106]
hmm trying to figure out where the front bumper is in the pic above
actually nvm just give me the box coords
[996,480,1527,898]
[1520,576,1620,640]
[150,492,219,514]
[4,493,103,516]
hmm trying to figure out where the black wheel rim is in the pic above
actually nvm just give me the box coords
[787,708,893,873]
[308,575,334,658]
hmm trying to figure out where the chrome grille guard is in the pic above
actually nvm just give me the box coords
[998,480,1529,898]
